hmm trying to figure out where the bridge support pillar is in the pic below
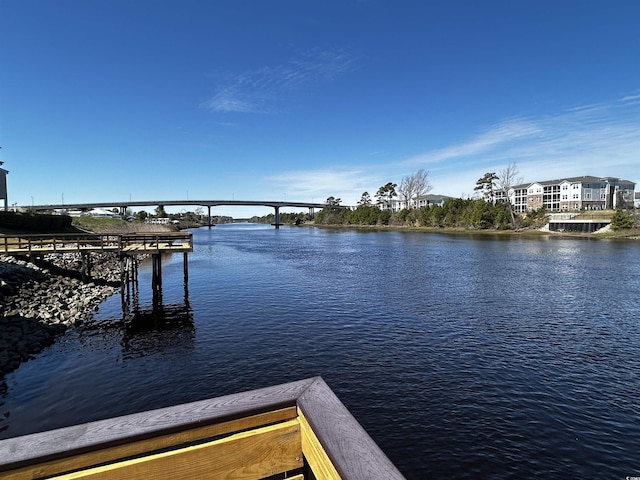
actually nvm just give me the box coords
[207,206,212,228]
[273,206,281,229]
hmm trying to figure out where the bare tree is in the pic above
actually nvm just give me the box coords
[495,162,521,228]
[398,169,432,209]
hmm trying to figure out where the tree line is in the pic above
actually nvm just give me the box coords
[315,163,637,230]
[315,196,548,230]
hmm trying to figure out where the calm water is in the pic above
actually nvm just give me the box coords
[2,224,640,479]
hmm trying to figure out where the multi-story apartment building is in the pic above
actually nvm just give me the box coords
[389,194,451,212]
[499,176,635,212]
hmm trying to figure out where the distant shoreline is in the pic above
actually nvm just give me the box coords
[307,222,640,240]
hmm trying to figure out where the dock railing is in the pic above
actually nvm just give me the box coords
[0,232,193,256]
[0,377,405,479]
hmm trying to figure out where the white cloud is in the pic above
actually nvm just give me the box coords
[203,49,356,114]
[202,87,264,113]
[268,168,380,206]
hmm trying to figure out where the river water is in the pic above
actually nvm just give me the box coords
[1,224,640,479]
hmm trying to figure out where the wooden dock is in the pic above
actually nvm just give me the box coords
[0,232,193,256]
[1,232,193,310]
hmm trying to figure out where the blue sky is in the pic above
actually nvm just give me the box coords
[2,0,639,216]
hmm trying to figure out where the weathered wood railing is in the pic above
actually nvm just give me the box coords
[0,377,405,479]
[0,232,193,256]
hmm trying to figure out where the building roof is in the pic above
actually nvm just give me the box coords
[513,175,635,189]
[415,194,452,201]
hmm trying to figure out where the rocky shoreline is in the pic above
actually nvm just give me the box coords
[0,253,121,380]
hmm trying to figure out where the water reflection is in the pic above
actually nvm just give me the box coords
[121,303,194,360]
[120,253,190,321]
[78,302,195,358]
[98,251,194,359]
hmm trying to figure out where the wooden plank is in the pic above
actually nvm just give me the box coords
[0,378,315,473]
[299,410,341,480]
[1,408,298,480]
[49,420,302,480]
[297,378,405,480]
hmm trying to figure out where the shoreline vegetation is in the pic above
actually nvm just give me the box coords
[253,198,640,240]
[1,206,638,383]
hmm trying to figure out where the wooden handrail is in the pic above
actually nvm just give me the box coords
[0,377,404,479]
[0,233,193,255]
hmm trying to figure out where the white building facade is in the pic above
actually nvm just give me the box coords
[500,176,635,212]
[389,194,452,212]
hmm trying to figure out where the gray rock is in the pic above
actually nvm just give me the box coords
[0,254,120,378]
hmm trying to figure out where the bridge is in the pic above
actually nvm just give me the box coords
[23,200,328,228]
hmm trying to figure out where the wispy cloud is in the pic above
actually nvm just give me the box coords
[404,94,640,195]
[268,168,379,204]
[404,119,544,166]
[203,49,357,114]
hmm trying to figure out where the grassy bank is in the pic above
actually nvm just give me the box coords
[0,217,175,235]
[70,217,174,234]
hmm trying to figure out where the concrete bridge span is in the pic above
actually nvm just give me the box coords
[23,200,328,228]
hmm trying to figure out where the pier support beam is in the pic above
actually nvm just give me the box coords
[207,206,212,228]
[151,254,163,311]
[81,253,92,282]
